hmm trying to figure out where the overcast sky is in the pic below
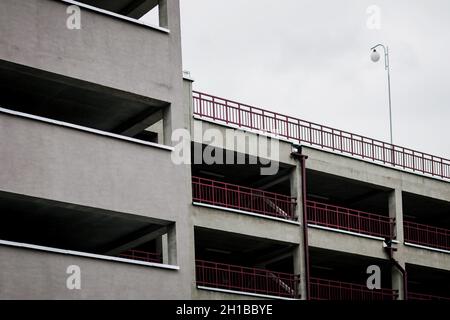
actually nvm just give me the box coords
[177,0,450,158]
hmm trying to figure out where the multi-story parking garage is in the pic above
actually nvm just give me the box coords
[0,0,449,300]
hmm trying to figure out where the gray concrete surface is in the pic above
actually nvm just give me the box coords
[0,244,184,299]
[308,227,387,260]
[191,205,301,245]
[0,109,195,299]
[0,0,448,301]
[303,146,450,202]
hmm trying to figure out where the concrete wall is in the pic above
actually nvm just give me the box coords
[0,0,181,105]
[303,145,450,263]
[192,205,301,245]
[0,111,196,299]
[303,146,449,201]
[191,119,297,166]
[0,0,192,297]
[0,0,186,145]
[308,227,387,260]
[403,245,450,271]
[0,244,185,299]
[187,123,450,299]
[0,113,188,222]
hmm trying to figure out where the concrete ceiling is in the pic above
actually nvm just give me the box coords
[194,227,294,268]
[406,263,450,297]
[306,169,391,216]
[309,247,391,286]
[0,61,165,135]
[402,192,450,227]
[191,143,293,195]
[79,0,159,19]
[0,191,167,254]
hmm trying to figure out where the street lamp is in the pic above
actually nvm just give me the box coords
[370,44,393,145]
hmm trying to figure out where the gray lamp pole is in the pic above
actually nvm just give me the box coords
[370,44,393,145]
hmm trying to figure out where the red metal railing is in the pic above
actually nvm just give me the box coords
[118,249,162,263]
[310,277,398,300]
[404,220,450,251]
[192,176,297,220]
[196,260,300,298]
[408,292,450,301]
[193,91,450,180]
[306,200,394,238]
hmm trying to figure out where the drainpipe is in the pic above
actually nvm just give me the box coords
[291,144,310,300]
[384,238,408,300]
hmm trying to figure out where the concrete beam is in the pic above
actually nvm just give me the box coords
[191,205,301,245]
[251,169,291,190]
[303,146,450,202]
[0,244,185,299]
[106,226,168,255]
[402,245,450,271]
[123,0,160,19]
[255,248,295,268]
[118,109,164,137]
[308,227,387,260]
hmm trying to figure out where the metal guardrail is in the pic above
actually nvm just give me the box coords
[404,220,450,251]
[306,200,394,238]
[118,249,162,263]
[196,260,300,298]
[310,277,398,300]
[192,176,297,220]
[408,292,450,301]
[193,91,450,180]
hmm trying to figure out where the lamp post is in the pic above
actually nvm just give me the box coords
[370,44,393,145]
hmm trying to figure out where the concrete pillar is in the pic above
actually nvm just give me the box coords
[388,188,407,300]
[389,188,404,242]
[290,165,307,299]
[155,235,162,255]
[159,0,169,28]
[163,105,172,146]
[183,76,194,132]
[167,224,177,265]
[161,234,169,264]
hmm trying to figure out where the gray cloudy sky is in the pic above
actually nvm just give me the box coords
[177,0,450,158]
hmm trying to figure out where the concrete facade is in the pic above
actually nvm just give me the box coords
[0,0,196,300]
[0,244,183,299]
[0,0,449,300]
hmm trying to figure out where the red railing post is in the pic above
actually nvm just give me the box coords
[225,99,229,124]
[211,96,216,120]
[237,102,241,126]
